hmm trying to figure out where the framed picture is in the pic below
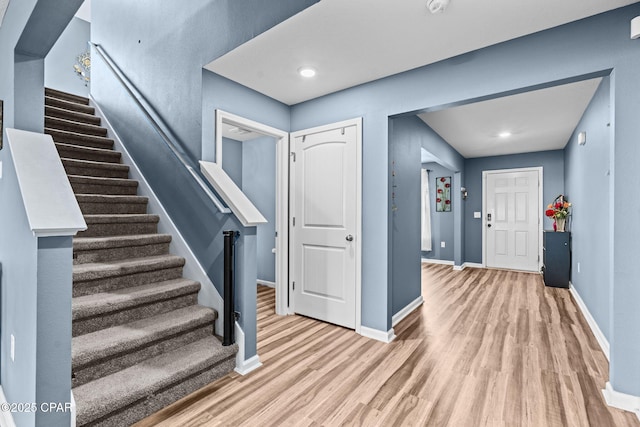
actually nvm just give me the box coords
[436,176,451,212]
[0,99,3,150]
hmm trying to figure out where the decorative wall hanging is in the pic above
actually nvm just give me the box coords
[435,176,451,212]
[73,51,91,86]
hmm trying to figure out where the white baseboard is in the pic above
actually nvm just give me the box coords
[234,321,262,375]
[462,262,484,269]
[257,279,276,288]
[603,382,640,419]
[421,258,454,265]
[360,326,396,343]
[0,386,16,427]
[92,98,225,335]
[569,282,610,360]
[392,296,424,327]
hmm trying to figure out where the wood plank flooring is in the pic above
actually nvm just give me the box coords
[135,264,639,426]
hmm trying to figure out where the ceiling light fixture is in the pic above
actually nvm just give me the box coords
[426,0,450,14]
[298,66,316,78]
[498,131,512,138]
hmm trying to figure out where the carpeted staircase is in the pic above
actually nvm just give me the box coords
[44,87,237,426]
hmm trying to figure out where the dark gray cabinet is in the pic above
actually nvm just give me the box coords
[543,231,571,288]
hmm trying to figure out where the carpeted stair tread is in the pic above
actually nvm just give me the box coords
[46,116,108,137]
[73,254,183,282]
[74,234,171,252]
[46,128,114,150]
[45,96,95,115]
[75,194,149,215]
[72,278,200,321]
[56,142,121,163]
[72,305,216,367]
[68,174,138,188]
[73,336,236,426]
[82,213,159,225]
[64,159,130,179]
[46,87,90,105]
[45,105,101,126]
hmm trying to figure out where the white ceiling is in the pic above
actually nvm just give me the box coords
[206,0,638,106]
[418,78,602,158]
[0,0,10,28]
[75,0,91,23]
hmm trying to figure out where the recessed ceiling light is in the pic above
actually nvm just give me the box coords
[298,67,316,78]
[498,131,512,138]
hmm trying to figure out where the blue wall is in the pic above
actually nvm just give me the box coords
[243,136,277,283]
[464,150,565,264]
[564,77,611,341]
[44,17,90,97]
[422,162,455,262]
[222,137,243,187]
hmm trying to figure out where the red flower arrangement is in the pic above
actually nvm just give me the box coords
[545,195,571,219]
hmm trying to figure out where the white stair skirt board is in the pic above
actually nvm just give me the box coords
[392,296,424,327]
[0,386,16,427]
[234,322,262,375]
[569,282,610,360]
[91,98,225,335]
[257,279,276,288]
[360,326,396,343]
[602,382,640,420]
[421,258,454,266]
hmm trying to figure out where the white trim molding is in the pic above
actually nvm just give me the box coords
[360,326,396,343]
[392,296,424,327]
[257,279,276,288]
[421,258,454,266]
[234,322,263,375]
[0,386,16,427]
[569,282,610,360]
[603,382,640,420]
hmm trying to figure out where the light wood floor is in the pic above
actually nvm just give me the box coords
[135,264,639,426]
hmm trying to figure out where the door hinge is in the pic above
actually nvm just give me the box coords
[291,152,296,162]
[275,231,278,237]
[302,135,306,143]
[341,127,345,135]
[292,217,296,226]
[292,281,295,290]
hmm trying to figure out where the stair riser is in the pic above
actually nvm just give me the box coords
[45,89,90,105]
[64,165,129,179]
[74,242,170,264]
[46,107,101,126]
[45,97,95,115]
[72,325,213,388]
[46,118,107,137]
[73,267,183,297]
[82,356,235,427]
[77,201,148,215]
[70,181,138,196]
[57,146,121,164]
[73,293,199,338]
[48,130,114,150]
[78,221,158,238]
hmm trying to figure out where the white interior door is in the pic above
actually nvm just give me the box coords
[290,123,359,329]
[485,169,540,272]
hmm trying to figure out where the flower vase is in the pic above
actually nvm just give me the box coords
[555,217,566,232]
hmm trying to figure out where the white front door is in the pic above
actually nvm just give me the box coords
[485,168,541,272]
[290,121,360,329]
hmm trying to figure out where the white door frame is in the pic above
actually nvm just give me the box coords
[482,166,543,271]
[289,118,363,334]
[215,110,290,315]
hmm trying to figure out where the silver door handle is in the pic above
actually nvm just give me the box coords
[346,235,354,242]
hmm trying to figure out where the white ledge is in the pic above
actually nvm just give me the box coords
[199,161,266,227]
[7,128,86,237]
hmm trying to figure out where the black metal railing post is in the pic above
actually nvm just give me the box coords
[223,230,237,346]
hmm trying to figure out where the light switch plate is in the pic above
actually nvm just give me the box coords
[0,161,3,179]
[474,211,481,218]
[441,241,445,248]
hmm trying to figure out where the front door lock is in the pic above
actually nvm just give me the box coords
[346,235,354,242]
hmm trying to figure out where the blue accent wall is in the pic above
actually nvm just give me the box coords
[464,150,565,264]
[243,136,277,283]
[422,162,455,262]
[564,77,611,341]
[222,137,243,187]
[45,17,90,97]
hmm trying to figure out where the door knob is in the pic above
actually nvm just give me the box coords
[346,235,354,242]
[487,224,492,228]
